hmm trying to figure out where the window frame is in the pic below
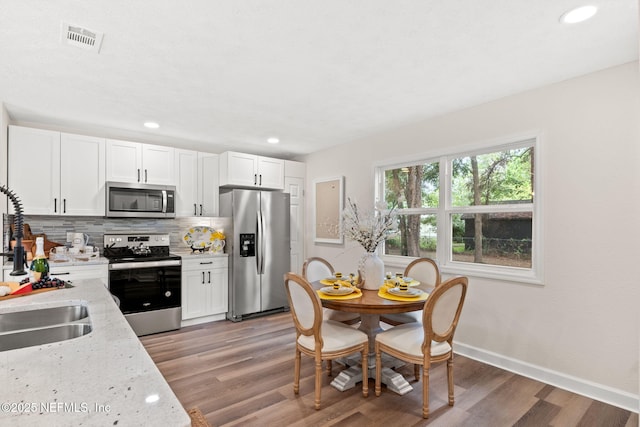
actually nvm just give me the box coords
[375,134,543,285]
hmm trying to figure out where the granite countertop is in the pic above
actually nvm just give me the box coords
[174,251,228,259]
[0,279,190,427]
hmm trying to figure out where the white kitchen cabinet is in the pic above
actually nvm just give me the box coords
[219,151,284,190]
[181,256,228,322]
[3,263,108,286]
[8,126,105,216]
[49,264,108,286]
[106,139,174,185]
[174,149,219,217]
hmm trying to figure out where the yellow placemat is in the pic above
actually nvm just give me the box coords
[317,287,362,300]
[377,286,428,302]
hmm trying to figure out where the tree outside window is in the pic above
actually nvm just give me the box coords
[379,140,536,272]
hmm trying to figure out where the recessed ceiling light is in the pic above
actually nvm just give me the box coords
[144,122,159,129]
[267,137,279,144]
[560,5,598,24]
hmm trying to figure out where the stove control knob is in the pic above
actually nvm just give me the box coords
[165,291,172,298]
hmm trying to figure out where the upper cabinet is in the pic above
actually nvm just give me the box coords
[219,151,284,190]
[8,126,105,216]
[106,139,174,185]
[174,149,219,217]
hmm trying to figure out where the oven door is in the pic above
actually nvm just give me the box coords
[108,259,181,314]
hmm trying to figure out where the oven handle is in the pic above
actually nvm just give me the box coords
[109,259,182,270]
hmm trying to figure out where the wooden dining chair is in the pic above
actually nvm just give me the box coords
[284,272,369,409]
[375,276,468,418]
[302,257,360,325]
[380,257,441,326]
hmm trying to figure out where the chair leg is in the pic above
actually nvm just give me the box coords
[422,363,430,419]
[361,347,369,397]
[447,355,454,406]
[414,363,420,382]
[375,344,382,396]
[314,358,322,410]
[293,347,301,394]
[327,359,332,376]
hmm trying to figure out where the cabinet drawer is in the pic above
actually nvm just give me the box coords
[181,257,227,271]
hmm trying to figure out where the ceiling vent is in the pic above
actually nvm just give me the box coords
[61,22,104,53]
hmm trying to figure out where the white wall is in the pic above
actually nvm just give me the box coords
[303,62,639,410]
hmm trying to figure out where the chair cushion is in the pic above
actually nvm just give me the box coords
[298,320,367,352]
[376,323,451,357]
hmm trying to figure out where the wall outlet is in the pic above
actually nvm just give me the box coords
[66,232,74,243]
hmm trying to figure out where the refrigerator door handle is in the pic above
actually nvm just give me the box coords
[256,210,264,274]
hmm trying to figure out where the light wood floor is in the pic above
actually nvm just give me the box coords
[141,313,638,427]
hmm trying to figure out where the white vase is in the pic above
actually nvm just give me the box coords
[361,252,384,290]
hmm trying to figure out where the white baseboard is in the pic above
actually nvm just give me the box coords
[454,341,639,413]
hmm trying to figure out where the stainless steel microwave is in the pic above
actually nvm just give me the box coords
[106,182,176,218]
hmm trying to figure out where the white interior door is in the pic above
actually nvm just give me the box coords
[285,176,304,274]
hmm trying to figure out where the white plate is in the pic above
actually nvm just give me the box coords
[387,287,422,297]
[320,286,355,296]
[183,226,215,249]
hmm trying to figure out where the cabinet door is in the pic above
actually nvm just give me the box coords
[174,149,199,216]
[60,133,105,216]
[106,139,142,183]
[182,268,209,320]
[257,157,284,189]
[221,152,257,187]
[142,144,174,185]
[209,266,228,314]
[199,153,219,216]
[8,126,61,215]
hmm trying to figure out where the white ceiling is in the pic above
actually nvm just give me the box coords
[0,1,637,159]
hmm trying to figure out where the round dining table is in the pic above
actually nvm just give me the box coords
[312,281,427,395]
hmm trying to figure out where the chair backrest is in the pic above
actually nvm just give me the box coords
[284,272,323,342]
[302,257,335,282]
[422,276,467,351]
[404,257,441,288]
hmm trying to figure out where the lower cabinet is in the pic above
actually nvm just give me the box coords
[2,263,108,286]
[181,256,228,323]
[50,264,108,286]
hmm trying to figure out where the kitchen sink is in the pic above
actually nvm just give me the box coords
[0,304,89,333]
[0,323,93,352]
[0,303,92,351]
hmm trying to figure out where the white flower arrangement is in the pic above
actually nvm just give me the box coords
[342,198,398,253]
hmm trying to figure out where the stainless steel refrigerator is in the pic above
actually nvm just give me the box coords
[220,188,290,321]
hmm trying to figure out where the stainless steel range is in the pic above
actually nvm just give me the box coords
[103,233,181,336]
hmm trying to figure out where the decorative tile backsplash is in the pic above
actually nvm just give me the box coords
[3,215,232,254]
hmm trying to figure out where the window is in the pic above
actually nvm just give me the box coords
[376,137,541,283]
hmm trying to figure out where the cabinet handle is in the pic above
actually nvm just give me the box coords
[53,272,71,275]
[259,174,262,186]
[208,271,211,283]
[201,271,205,284]
[200,261,213,265]
[254,174,257,185]
[63,199,67,213]
[54,198,57,213]
[137,169,141,182]
[199,204,203,216]
[145,169,148,183]
[194,204,197,215]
